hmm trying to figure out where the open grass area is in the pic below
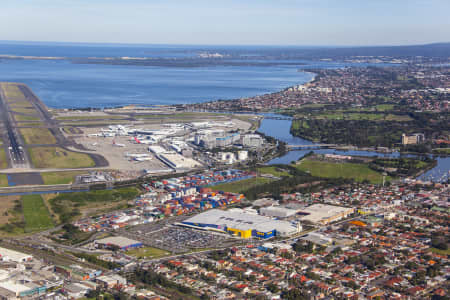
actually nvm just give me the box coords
[297,158,388,184]
[126,246,171,259]
[374,104,395,111]
[0,196,19,227]
[20,128,56,145]
[0,174,8,187]
[14,114,40,122]
[28,147,95,169]
[22,194,54,232]
[56,115,127,121]
[10,107,38,115]
[309,112,412,122]
[41,171,84,185]
[433,148,450,155]
[257,166,291,178]
[49,187,140,223]
[17,122,45,127]
[0,196,24,236]
[0,148,8,169]
[430,247,450,256]
[209,177,274,193]
[1,83,23,100]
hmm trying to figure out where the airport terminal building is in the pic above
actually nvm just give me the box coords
[181,209,301,239]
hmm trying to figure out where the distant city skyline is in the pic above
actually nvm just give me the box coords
[1,0,449,46]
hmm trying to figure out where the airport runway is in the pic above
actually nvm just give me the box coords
[0,88,29,169]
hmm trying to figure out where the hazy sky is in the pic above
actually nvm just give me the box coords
[1,0,449,46]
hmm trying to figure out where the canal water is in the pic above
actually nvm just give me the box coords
[258,114,450,182]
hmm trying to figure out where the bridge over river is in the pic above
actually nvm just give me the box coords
[286,144,337,150]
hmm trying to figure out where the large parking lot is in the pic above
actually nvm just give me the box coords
[123,220,237,253]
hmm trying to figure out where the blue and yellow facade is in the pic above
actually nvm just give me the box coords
[181,221,275,239]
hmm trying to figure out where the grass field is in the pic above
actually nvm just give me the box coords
[17,122,45,127]
[126,246,171,259]
[0,148,8,169]
[430,247,450,256]
[22,194,54,232]
[374,104,395,111]
[28,147,95,169]
[297,159,388,184]
[41,171,84,185]
[433,148,450,155]
[10,107,38,115]
[2,83,23,100]
[0,196,19,227]
[257,166,291,177]
[209,177,274,193]
[20,128,56,145]
[0,174,8,187]
[14,114,40,122]
[55,115,127,121]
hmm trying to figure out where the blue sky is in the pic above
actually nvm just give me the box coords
[1,0,449,46]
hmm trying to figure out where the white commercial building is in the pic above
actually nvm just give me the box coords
[158,153,201,170]
[241,134,263,148]
[259,206,298,219]
[298,204,355,225]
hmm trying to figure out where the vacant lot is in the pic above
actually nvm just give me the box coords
[297,159,387,184]
[20,128,56,145]
[126,246,171,259]
[0,148,8,169]
[28,147,95,169]
[209,177,273,193]
[41,171,84,185]
[0,196,19,227]
[22,194,54,232]
[49,187,140,223]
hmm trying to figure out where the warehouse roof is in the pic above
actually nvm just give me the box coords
[260,206,297,218]
[95,236,142,248]
[298,204,354,223]
[0,247,33,262]
[183,209,296,234]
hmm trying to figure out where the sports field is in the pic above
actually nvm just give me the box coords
[28,147,95,168]
[22,194,54,232]
[20,128,56,145]
[126,246,171,259]
[297,159,388,184]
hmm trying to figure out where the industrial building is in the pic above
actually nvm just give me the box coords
[95,236,143,250]
[0,247,33,263]
[298,204,355,225]
[158,153,201,170]
[181,209,301,239]
[259,206,297,219]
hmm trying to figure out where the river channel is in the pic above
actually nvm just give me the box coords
[258,113,450,182]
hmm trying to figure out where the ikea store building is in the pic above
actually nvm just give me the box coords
[181,209,301,239]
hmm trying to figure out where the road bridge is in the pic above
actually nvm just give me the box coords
[286,144,336,150]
